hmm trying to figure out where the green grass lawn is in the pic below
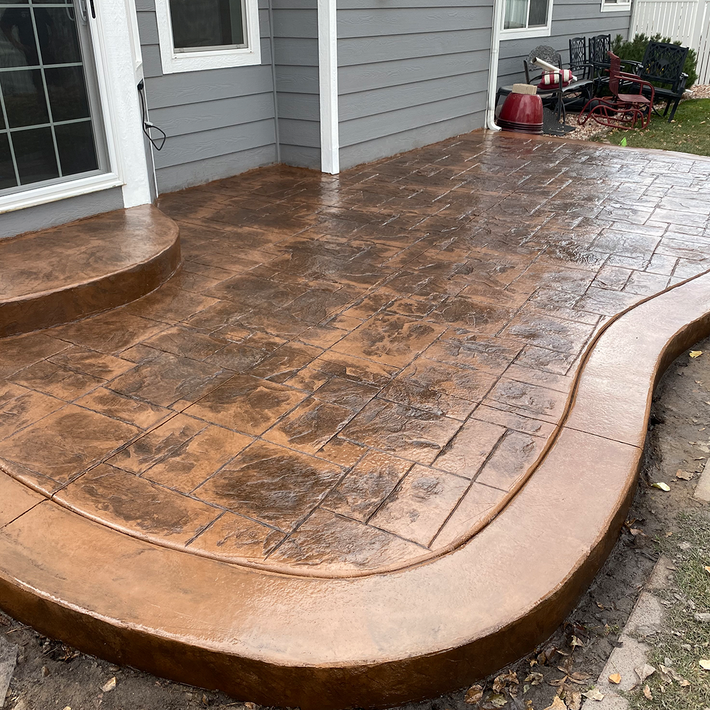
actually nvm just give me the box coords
[629,512,710,710]
[594,98,710,157]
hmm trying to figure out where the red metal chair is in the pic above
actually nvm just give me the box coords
[578,52,655,130]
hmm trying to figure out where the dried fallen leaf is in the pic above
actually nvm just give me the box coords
[568,672,590,684]
[643,684,653,700]
[700,659,710,670]
[608,673,621,684]
[488,692,508,708]
[566,691,582,710]
[543,697,567,710]
[636,664,656,682]
[101,677,116,693]
[652,482,671,492]
[525,672,544,686]
[539,645,561,663]
[493,670,519,691]
[558,656,574,675]
[244,704,257,710]
[670,669,690,687]
[704,566,710,575]
[690,350,703,358]
[676,470,695,481]
[582,688,604,701]
[464,684,484,704]
[570,636,583,648]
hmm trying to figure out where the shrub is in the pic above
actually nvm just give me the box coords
[611,33,698,87]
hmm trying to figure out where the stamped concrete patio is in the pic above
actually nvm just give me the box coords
[1,131,710,708]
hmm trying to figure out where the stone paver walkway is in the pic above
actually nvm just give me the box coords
[1,132,710,578]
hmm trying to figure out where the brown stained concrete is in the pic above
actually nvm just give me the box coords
[1,131,710,707]
[0,205,181,337]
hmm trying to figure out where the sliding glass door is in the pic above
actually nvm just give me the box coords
[0,0,106,194]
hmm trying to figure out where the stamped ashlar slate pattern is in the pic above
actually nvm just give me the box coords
[1,133,709,574]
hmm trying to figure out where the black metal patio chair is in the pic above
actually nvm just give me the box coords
[567,37,597,109]
[588,34,612,91]
[569,37,588,74]
[523,45,595,118]
[632,40,689,121]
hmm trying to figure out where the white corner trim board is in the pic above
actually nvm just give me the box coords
[318,0,339,174]
[154,0,262,73]
[487,0,504,131]
[92,0,152,208]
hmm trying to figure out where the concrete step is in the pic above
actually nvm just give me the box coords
[0,206,180,337]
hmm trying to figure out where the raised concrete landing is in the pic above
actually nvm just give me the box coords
[0,133,709,709]
[0,206,181,337]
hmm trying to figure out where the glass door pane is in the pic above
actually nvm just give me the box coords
[0,0,105,194]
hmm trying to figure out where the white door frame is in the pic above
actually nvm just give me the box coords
[0,0,152,215]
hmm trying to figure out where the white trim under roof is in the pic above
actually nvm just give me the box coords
[318,0,339,174]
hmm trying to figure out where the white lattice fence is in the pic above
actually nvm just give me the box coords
[697,0,710,83]
[630,0,710,83]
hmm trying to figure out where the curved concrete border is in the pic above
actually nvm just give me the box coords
[0,206,181,338]
[1,269,710,710]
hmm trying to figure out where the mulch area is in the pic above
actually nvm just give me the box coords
[560,83,710,142]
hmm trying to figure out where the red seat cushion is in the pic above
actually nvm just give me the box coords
[540,70,573,90]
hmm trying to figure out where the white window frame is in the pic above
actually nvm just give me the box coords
[0,0,151,216]
[500,0,554,39]
[600,0,632,12]
[154,0,261,74]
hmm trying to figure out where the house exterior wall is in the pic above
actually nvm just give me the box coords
[336,0,492,171]
[135,0,279,193]
[0,189,125,240]
[273,0,321,168]
[498,1,632,87]
[334,0,632,172]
